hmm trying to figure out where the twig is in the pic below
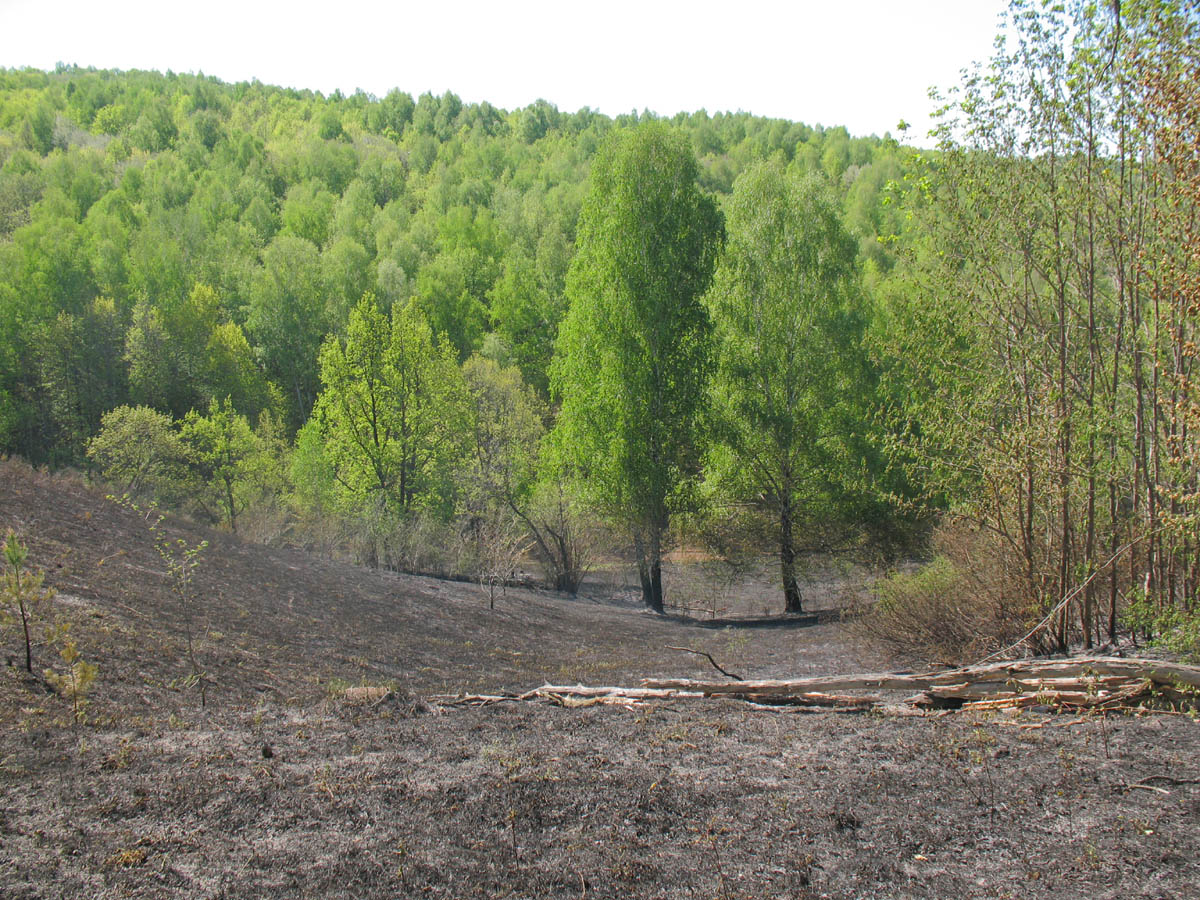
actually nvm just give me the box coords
[666,646,743,681]
[1132,774,1200,787]
[1126,783,1170,795]
[975,526,1167,664]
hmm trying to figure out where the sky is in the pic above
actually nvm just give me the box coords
[1,0,1011,143]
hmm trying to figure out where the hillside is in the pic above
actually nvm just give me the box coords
[0,458,870,714]
[1,459,1199,899]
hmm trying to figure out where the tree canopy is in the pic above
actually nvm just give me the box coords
[551,122,722,612]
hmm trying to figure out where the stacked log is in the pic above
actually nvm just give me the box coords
[436,658,1200,714]
[641,657,1200,711]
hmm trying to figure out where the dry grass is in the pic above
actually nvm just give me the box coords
[848,523,1036,666]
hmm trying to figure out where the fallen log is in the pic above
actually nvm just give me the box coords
[641,656,1200,696]
[434,657,1199,715]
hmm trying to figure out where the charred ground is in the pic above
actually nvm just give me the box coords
[1,460,1198,899]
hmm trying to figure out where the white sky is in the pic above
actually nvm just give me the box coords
[1,0,1010,143]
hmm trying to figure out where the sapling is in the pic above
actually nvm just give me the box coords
[111,497,210,706]
[44,621,98,726]
[151,517,209,707]
[2,529,54,673]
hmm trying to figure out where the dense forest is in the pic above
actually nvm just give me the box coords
[1,1,1197,658]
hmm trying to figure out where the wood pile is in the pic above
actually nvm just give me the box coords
[642,656,1200,711]
[438,657,1200,714]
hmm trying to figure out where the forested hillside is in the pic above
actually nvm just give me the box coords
[2,0,1198,656]
[0,52,908,608]
[0,64,900,456]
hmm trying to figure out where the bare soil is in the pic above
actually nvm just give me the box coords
[2,459,1198,899]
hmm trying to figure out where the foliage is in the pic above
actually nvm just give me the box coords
[0,66,903,478]
[179,396,274,532]
[87,405,189,502]
[2,529,53,673]
[850,524,1036,666]
[312,293,470,526]
[43,621,98,725]
[1136,4,1200,617]
[1123,596,1200,663]
[461,353,542,521]
[551,122,721,611]
[705,161,873,613]
[875,0,1200,649]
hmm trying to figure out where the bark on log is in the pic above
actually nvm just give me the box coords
[641,656,1200,695]
[436,657,1199,715]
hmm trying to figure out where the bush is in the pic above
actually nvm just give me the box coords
[849,524,1036,666]
[1124,597,1200,663]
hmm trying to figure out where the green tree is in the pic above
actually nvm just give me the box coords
[2,530,53,674]
[313,294,468,517]
[551,123,721,612]
[180,397,267,533]
[34,297,127,464]
[706,163,867,613]
[246,234,328,427]
[86,405,189,501]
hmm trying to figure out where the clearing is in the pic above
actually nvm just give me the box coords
[1,459,1198,899]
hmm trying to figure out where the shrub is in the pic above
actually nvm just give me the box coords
[1123,596,1200,663]
[849,523,1036,666]
[43,621,97,725]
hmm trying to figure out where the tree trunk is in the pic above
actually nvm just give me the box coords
[225,475,237,534]
[634,529,665,614]
[780,501,802,614]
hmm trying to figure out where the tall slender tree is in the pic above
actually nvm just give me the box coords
[551,123,721,612]
[706,163,866,613]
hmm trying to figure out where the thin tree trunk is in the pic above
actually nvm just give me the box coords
[780,497,802,614]
[633,531,664,613]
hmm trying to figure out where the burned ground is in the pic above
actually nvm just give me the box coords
[2,460,1198,899]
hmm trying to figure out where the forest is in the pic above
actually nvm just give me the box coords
[1,0,1198,662]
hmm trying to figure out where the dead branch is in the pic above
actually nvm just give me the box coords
[431,657,1200,716]
[666,646,743,681]
[641,656,1200,696]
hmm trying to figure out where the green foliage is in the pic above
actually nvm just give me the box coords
[705,161,873,612]
[0,66,901,477]
[551,122,721,611]
[180,397,271,532]
[2,529,54,673]
[43,621,98,726]
[87,405,189,500]
[33,296,127,465]
[246,234,328,427]
[311,293,470,524]
[1123,598,1200,663]
[872,0,1196,649]
[462,353,544,513]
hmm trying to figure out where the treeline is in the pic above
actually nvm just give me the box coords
[0,55,909,611]
[3,0,1199,654]
[866,0,1200,659]
[0,63,900,452]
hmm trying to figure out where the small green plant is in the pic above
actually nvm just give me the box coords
[2,529,54,673]
[1123,595,1200,662]
[43,621,98,726]
[111,496,210,706]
